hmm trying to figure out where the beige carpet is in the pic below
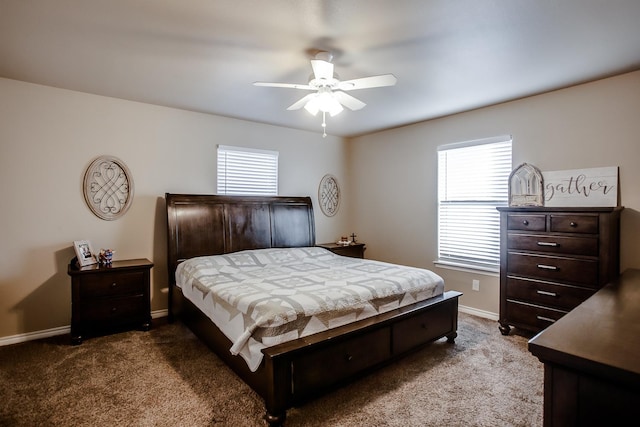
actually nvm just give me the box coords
[0,312,543,426]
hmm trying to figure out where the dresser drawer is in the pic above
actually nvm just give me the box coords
[507,252,599,287]
[507,233,598,256]
[80,294,148,323]
[507,214,546,231]
[292,327,390,396]
[505,300,566,330]
[549,214,598,234]
[79,271,146,298]
[505,277,596,311]
[392,302,454,354]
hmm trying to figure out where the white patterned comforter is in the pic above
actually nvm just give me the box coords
[175,246,444,371]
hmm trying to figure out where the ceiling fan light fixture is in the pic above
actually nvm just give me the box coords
[253,50,397,136]
[303,89,344,117]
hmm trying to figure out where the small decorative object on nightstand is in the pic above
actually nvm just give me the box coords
[67,258,153,345]
[317,242,366,259]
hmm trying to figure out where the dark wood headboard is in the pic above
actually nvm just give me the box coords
[165,193,316,287]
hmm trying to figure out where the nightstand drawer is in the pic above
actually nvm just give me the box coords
[507,234,598,256]
[549,214,598,234]
[505,277,595,311]
[79,271,146,298]
[507,252,598,287]
[80,295,147,323]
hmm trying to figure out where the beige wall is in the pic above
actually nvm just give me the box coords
[2,70,639,340]
[0,78,350,339]
[348,70,640,317]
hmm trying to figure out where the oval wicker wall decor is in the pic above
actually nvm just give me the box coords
[318,174,340,217]
[83,155,134,220]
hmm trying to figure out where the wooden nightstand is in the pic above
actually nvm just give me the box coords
[317,242,366,258]
[67,258,153,345]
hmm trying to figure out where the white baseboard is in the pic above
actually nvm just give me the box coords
[0,309,169,347]
[459,305,499,321]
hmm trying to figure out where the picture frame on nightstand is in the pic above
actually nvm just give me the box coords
[73,240,97,267]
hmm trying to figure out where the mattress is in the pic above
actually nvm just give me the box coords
[175,246,445,371]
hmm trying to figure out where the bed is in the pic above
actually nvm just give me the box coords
[165,193,461,426]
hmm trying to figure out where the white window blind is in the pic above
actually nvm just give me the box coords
[437,136,512,271]
[217,145,279,195]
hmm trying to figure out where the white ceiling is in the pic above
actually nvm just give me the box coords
[2,0,640,137]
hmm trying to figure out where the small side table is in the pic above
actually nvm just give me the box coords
[317,242,366,259]
[67,258,153,345]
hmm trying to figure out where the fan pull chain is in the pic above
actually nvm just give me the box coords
[322,111,327,138]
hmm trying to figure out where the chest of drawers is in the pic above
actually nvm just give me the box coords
[68,258,153,344]
[497,207,622,335]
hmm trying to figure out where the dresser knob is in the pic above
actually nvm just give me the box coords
[111,282,117,288]
[111,307,117,313]
[345,354,353,362]
[570,222,577,227]
[522,220,529,226]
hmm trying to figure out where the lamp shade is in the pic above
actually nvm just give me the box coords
[303,88,344,117]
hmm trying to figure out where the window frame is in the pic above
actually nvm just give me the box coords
[435,135,513,274]
[217,145,279,196]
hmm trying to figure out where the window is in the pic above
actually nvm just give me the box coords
[217,145,279,195]
[437,135,512,272]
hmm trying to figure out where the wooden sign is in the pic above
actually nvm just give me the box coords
[542,167,618,207]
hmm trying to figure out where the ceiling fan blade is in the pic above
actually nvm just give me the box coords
[310,59,334,81]
[287,93,317,110]
[337,74,397,91]
[253,82,313,90]
[333,91,366,111]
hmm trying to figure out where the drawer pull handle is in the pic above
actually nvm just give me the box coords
[570,222,577,227]
[537,315,556,323]
[522,220,529,226]
[537,242,558,247]
[536,290,557,297]
[345,354,353,362]
[537,264,558,271]
[111,282,117,288]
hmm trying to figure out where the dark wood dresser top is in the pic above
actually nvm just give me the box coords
[528,268,640,387]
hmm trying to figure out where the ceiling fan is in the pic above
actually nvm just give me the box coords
[253,51,397,137]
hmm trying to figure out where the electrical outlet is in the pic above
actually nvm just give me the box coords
[472,279,480,291]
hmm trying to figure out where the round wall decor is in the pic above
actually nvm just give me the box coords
[318,174,340,217]
[83,155,134,220]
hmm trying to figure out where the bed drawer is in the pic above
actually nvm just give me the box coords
[507,233,598,256]
[291,327,391,397]
[507,252,598,287]
[505,277,595,311]
[392,302,453,354]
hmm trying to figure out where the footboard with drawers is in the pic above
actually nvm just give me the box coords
[497,206,622,335]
